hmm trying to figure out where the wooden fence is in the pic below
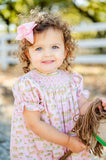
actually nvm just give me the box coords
[0,22,106,70]
[73,22,106,64]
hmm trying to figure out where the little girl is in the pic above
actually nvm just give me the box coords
[10,12,106,160]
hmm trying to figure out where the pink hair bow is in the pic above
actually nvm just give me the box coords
[16,21,37,44]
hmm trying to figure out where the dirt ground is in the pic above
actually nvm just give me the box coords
[0,64,106,159]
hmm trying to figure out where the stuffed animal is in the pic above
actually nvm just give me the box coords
[59,98,106,160]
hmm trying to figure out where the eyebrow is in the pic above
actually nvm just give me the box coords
[33,43,62,48]
[32,44,43,48]
[53,43,61,46]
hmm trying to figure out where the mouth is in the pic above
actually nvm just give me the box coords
[41,60,55,64]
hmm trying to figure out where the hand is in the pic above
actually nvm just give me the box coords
[98,97,106,110]
[66,136,86,153]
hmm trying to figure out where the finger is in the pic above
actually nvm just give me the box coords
[103,106,106,110]
[100,98,106,106]
[98,105,101,109]
[98,105,106,110]
[102,102,106,107]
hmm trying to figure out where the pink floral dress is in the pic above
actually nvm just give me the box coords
[10,69,91,160]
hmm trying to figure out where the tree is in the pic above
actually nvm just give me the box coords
[0,0,106,34]
[0,0,67,29]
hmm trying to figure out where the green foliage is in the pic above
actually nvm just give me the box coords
[0,0,106,25]
[0,0,106,38]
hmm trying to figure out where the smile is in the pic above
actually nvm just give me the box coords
[41,60,55,64]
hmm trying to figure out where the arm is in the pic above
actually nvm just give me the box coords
[79,95,106,115]
[23,106,86,153]
[23,106,69,147]
[78,94,91,115]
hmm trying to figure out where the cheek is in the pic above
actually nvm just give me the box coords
[30,56,38,66]
[56,51,66,60]
[56,55,65,66]
[30,53,41,61]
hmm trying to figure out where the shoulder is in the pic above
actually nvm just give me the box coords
[60,70,83,79]
[71,72,83,83]
[12,70,39,92]
[68,72,83,88]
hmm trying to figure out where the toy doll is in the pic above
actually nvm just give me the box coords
[60,98,106,160]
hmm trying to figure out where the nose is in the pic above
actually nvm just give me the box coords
[44,48,52,57]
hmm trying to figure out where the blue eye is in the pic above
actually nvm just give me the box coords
[35,47,42,51]
[52,46,59,49]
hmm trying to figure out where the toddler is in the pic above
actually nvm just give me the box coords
[10,12,106,160]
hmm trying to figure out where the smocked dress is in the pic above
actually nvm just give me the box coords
[10,69,91,160]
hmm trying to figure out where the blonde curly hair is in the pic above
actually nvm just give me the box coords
[17,11,77,73]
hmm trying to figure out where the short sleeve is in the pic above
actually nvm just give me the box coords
[12,76,44,112]
[71,73,89,99]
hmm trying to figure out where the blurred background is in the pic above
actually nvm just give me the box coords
[0,0,106,159]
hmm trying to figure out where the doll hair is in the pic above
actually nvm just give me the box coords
[17,10,77,73]
[60,98,106,160]
[73,98,106,157]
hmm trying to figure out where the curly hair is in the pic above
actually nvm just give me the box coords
[17,11,77,73]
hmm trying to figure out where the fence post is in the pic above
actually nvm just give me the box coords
[1,36,8,70]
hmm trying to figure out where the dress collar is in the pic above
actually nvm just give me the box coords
[33,69,60,77]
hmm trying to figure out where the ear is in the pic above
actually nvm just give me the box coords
[25,50,31,60]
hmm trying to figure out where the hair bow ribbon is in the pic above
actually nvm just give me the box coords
[16,21,37,44]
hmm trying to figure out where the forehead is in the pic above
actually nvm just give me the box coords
[33,27,64,45]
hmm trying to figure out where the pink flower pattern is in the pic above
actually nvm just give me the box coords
[10,70,91,160]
